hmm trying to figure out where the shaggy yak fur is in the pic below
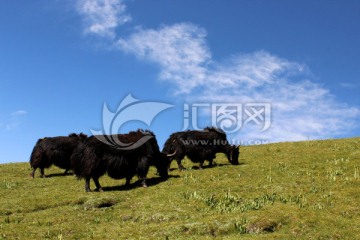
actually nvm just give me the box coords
[162,127,240,170]
[29,133,88,178]
[70,130,170,192]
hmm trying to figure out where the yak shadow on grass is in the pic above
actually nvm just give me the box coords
[45,172,75,178]
[102,175,180,192]
[170,162,244,171]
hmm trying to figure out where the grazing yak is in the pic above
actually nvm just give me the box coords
[71,130,171,192]
[162,127,239,170]
[29,133,88,178]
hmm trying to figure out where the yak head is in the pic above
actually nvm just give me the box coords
[226,145,240,165]
[153,153,171,178]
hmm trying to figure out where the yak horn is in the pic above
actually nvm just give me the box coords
[167,151,177,157]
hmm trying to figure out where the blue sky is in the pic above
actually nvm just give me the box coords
[1,0,359,163]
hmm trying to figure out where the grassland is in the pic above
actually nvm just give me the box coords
[1,137,359,239]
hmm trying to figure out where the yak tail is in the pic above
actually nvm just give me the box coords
[29,139,44,166]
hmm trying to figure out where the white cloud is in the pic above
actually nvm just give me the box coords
[193,51,359,141]
[117,23,211,93]
[0,110,28,131]
[77,0,131,38]
[11,110,27,116]
[5,123,19,131]
[340,82,357,88]
[73,0,359,142]
[115,22,360,142]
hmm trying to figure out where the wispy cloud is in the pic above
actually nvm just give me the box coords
[340,82,357,89]
[73,0,359,142]
[11,110,27,116]
[76,0,131,38]
[0,110,28,131]
[5,123,19,131]
[115,22,360,142]
[187,50,359,141]
[117,23,211,93]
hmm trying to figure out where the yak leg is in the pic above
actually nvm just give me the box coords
[137,173,148,188]
[199,161,204,170]
[64,169,69,175]
[208,158,216,167]
[172,149,186,171]
[139,177,148,188]
[138,156,150,187]
[176,158,185,171]
[30,168,36,178]
[167,159,173,171]
[40,168,45,178]
[85,177,91,192]
[125,177,131,186]
[93,177,103,192]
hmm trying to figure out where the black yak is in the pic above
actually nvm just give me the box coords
[29,133,88,178]
[71,130,171,192]
[162,127,239,170]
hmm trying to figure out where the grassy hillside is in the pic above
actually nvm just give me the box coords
[1,138,359,239]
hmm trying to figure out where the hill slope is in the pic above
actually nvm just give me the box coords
[1,138,359,239]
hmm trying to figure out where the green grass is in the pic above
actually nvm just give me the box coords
[1,137,359,239]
